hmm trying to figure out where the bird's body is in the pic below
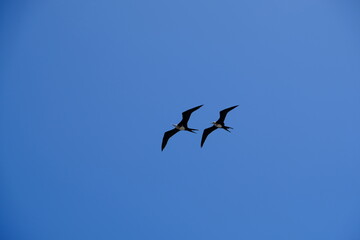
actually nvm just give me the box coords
[213,122,223,128]
[173,124,186,131]
[201,105,238,147]
[162,105,203,151]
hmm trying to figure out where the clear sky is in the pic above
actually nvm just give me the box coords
[1,0,360,239]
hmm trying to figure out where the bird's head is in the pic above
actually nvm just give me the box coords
[212,121,216,125]
[172,124,177,128]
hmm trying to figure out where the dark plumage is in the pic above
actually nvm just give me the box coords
[162,105,203,151]
[201,105,238,147]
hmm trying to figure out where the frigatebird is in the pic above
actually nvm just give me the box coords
[162,105,203,151]
[201,105,238,147]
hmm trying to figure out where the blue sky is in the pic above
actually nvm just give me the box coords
[1,0,360,239]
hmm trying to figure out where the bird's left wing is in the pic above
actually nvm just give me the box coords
[161,128,180,151]
[201,125,217,147]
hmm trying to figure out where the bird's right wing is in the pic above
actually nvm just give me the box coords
[179,105,203,126]
[161,128,180,151]
[218,105,238,123]
[201,125,217,147]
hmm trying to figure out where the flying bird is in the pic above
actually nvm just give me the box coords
[162,105,203,151]
[201,105,238,147]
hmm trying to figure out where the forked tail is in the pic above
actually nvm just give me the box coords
[187,128,199,133]
[223,126,233,132]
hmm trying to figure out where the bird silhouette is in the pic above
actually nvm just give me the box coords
[162,105,203,151]
[201,105,238,147]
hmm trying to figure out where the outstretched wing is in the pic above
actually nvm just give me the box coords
[178,105,203,126]
[201,125,217,147]
[217,105,238,124]
[162,128,180,151]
